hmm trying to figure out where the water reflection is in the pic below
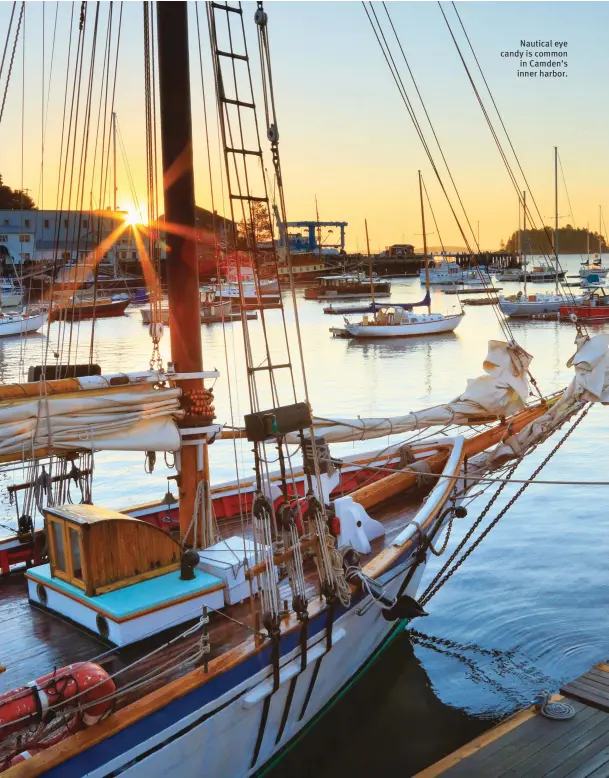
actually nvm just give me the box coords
[2,257,609,773]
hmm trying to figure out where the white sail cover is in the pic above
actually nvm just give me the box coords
[288,341,533,444]
[474,333,609,469]
[0,384,183,457]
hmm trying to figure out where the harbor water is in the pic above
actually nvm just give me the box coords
[1,256,608,776]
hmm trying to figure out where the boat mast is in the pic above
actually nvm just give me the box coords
[364,219,375,308]
[112,111,118,278]
[156,1,205,544]
[600,205,603,257]
[523,190,527,298]
[418,170,431,313]
[554,146,559,293]
[112,111,117,213]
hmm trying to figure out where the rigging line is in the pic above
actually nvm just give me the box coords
[54,0,89,368]
[558,153,575,227]
[0,0,23,126]
[422,403,591,605]
[0,2,16,87]
[44,1,76,365]
[422,176,445,253]
[68,1,102,366]
[115,120,142,216]
[362,4,514,344]
[381,1,478,253]
[447,2,580,307]
[88,2,116,360]
[195,2,217,217]
[88,2,113,214]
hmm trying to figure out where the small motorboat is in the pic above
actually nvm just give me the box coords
[49,296,131,322]
[0,309,47,337]
[304,273,391,300]
[499,290,583,318]
[560,288,609,322]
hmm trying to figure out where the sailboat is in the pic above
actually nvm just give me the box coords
[0,4,608,778]
[343,173,464,338]
[499,152,581,318]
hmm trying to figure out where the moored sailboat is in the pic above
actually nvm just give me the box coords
[342,173,464,339]
[1,5,608,778]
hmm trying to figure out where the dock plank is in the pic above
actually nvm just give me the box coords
[517,714,609,777]
[562,664,609,713]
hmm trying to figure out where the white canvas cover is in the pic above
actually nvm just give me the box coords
[285,341,533,444]
[0,384,183,458]
[473,333,609,468]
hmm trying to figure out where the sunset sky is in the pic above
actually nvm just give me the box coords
[0,1,607,252]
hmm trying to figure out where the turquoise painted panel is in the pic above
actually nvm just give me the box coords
[28,563,223,619]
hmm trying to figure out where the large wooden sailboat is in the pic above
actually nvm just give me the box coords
[0,4,608,778]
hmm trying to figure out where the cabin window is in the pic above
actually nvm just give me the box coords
[51,521,66,572]
[69,527,83,579]
[0,235,7,242]
[82,220,88,228]
[19,234,30,242]
[64,219,69,228]
[44,219,50,229]
[132,251,137,259]
[24,219,30,228]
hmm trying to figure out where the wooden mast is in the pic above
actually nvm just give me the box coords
[156,1,204,544]
[364,219,375,307]
[418,170,431,313]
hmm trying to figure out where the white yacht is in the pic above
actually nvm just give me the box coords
[420,257,491,285]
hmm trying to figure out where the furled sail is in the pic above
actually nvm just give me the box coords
[286,341,533,444]
[0,373,184,460]
[325,291,432,316]
[475,333,608,469]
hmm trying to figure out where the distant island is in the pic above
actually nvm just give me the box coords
[504,225,607,255]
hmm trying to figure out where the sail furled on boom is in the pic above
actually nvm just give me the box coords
[0,374,184,461]
[474,333,609,470]
[286,341,533,444]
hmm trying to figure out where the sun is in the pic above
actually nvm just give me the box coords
[124,207,142,226]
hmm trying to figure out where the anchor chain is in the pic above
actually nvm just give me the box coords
[421,403,591,606]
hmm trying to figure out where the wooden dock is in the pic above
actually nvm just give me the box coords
[415,662,609,777]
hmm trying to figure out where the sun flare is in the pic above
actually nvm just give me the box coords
[123,207,142,227]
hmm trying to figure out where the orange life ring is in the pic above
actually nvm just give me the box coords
[0,661,115,738]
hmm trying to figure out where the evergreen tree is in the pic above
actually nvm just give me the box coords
[0,174,36,210]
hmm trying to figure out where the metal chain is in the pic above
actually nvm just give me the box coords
[421,460,520,599]
[0,1,24,125]
[421,403,590,606]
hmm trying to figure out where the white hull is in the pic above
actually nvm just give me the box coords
[74,562,426,778]
[345,313,463,338]
[499,295,583,318]
[0,311,46,337]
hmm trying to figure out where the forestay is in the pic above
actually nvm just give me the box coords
[287,341,533,444]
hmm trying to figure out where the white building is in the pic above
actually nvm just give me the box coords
[0,209,139,271]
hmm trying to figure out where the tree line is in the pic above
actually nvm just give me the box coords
[504,225,606,254]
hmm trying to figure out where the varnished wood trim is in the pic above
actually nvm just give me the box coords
[7,402,553,778]
[24,573,225,623]
[93,563,182,595]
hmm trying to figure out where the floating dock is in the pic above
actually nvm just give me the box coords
[444,287,502,295]
[415,661,609,777]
